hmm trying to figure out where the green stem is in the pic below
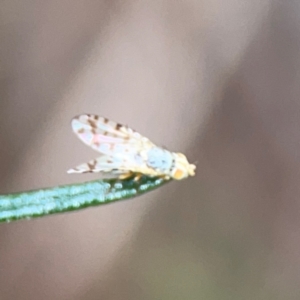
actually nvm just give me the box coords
[0,176,169,223]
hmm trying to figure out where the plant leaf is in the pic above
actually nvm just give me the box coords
[0,176,169,223]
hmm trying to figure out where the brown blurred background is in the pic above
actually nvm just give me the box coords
[0,0,300,299]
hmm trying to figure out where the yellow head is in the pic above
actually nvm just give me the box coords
[171,153,196,180]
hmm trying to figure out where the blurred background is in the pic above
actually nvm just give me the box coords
[0,0,300,299]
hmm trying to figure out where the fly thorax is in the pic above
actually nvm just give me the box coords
[146,148,174,173]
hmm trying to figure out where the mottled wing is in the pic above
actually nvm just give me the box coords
[67,154,135,174]
[71,114,154,155]
[69,114,156,175]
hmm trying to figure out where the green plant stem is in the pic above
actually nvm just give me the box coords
[0,176,169,223]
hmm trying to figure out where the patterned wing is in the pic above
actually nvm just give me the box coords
[71,114,154,155]
[67,154,137,174]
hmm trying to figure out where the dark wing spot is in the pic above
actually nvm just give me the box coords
[78,128,84,134]
[87,160,97,170]
[116,123,122,130]
[90,120,97,128]
[103,118,109,124]
[87,119,97,134]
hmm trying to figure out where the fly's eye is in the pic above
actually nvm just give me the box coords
[173,168,185,180]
